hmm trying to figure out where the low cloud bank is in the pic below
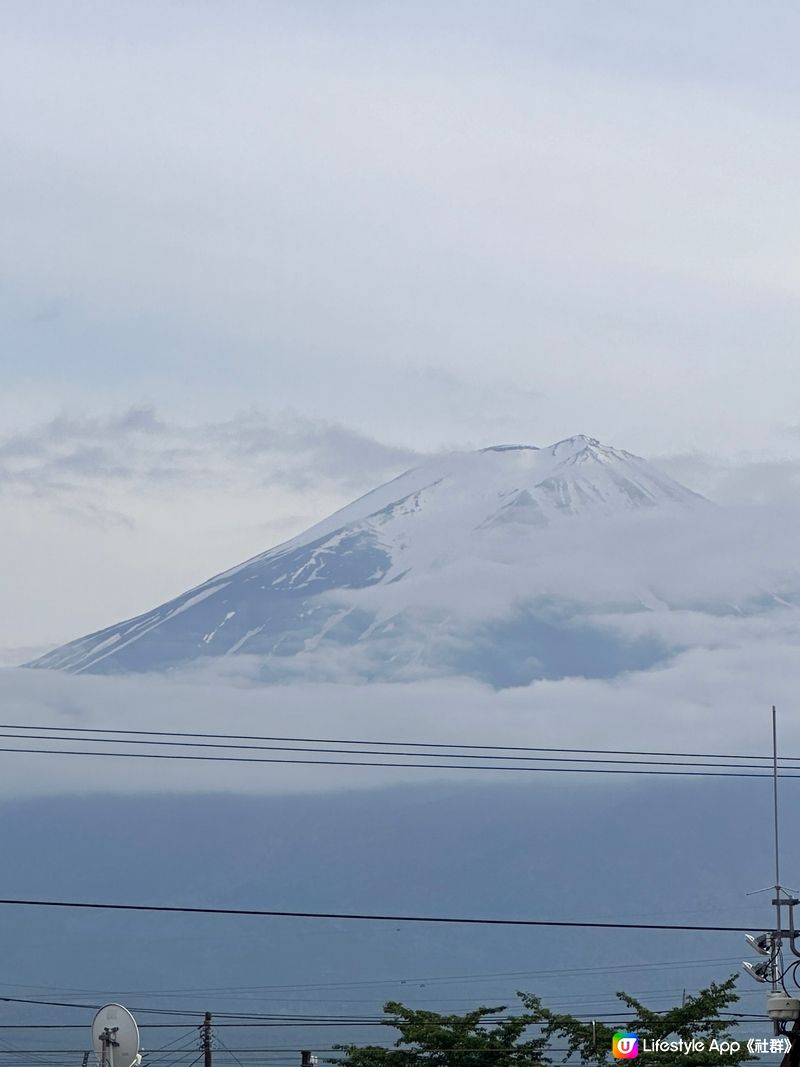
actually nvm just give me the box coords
[1,632,796,797]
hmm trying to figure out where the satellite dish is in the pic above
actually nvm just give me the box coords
[91,1004,141,1067]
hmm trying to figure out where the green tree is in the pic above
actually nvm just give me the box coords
[334,977,756,1067]
[522,975,755,1065]
[334,1001,550,1067]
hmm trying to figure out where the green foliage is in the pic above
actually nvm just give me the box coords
[334,977,756,1067]
[334,1001,549,1067]
[520,976,756,1065]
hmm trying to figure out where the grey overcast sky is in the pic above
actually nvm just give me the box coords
[3,0,800,650]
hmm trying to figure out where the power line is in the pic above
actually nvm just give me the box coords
[1,745,799,777]
[0,988,717,1018]
[0,1003,386,1024]
[1,728,797,767]
[162,1052,202,1067]
[146,1032,205,1067]
[213,1035,247,1067]
[0,993,755,1024]
[1,722,798,776]
[2,731,798,773]
[0,955,744,1001]
[2,731,796,770]
[0,1040,55,1067]
[1,984,764,1024]
[0,987,734,1026]
[0,723,792,763]
[7,1035,202,1057]
[0,898,760,931]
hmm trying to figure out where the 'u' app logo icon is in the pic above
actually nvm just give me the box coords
[612,1032,639,1059]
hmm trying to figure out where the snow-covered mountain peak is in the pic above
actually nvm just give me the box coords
[549,433,602,455]
[286,435,701,547]
[28,435,709,677]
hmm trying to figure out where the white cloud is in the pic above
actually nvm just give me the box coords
[656,451,800,507]
[3,3,800,456]
[0,407,424,647]
[0,407,421,508]
[0,634,795,799]
[3,4,800,780]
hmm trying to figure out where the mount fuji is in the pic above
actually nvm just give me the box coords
[29,435,718,684]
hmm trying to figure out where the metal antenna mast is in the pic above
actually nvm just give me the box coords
[774,705,782,992]
[743,707,800,1047]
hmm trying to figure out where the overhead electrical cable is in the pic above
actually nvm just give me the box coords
[0,899,763,932]
[0,723,793,763]
[213,1034,248,1067]
[0,955,747,998]
[0,745,799,777]
[145,1032,206,1067]
[0,732,796,772]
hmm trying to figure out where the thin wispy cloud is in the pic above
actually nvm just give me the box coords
[0,407,423,520]
[655,451,800,506]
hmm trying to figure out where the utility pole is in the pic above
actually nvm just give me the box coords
[743,707,800,1045]
[773,704,783,994]
[780,1018,800,1067]
[201,1013,213,1067]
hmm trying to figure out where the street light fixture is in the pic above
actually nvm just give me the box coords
[742,960,772,984]
[745,933,772,957]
